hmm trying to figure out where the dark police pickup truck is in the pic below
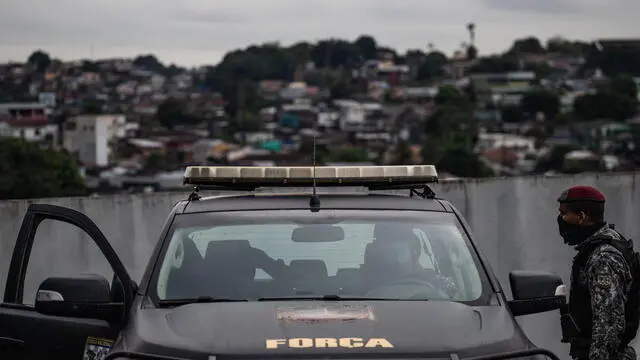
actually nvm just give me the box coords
[0,165,565,360]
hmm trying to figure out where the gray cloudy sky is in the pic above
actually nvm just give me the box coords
[0,0,638,67]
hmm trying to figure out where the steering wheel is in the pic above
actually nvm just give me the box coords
[365,277,449,300]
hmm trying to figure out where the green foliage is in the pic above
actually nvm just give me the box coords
[534,144,577,172]
[508,37,546,54]
[326,147,370,163]
[27,50,51,73]
[520,89,561,119]
[609,74,638,99]
[415,51,448,81]
[0,137,86,199]
[156,97,201,129]
[437,145,494,178]
[546,36,590,55]
[423,85,492,177]
[132,54,186,76]
[573,75,639,121]
[141,152,167,175]
[584,42,640,76]
[468,56,519,74]
[562,157,606,174]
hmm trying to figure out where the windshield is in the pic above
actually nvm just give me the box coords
[153,210,487,303]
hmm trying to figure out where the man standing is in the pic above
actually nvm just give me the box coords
[557,186,638,360]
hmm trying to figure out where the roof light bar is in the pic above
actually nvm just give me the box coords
[183,165,438,188]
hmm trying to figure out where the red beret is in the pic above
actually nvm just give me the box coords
[558,186,605,203]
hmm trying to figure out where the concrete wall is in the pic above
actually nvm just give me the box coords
[2,172,640,357]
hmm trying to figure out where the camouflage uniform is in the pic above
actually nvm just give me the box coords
[570,225,637,360]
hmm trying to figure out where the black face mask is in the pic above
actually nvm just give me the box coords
[557,215,587,246]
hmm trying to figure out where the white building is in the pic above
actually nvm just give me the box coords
[0,120,57,142]
[0,102,56,142]
[63,114,128,167]
[333,100,366,131]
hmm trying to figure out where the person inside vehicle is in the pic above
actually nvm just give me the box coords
[361,224,459,299]
[200,240,291,299]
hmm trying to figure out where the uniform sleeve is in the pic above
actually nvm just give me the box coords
[585,250,629,360]
[250,248,289,278]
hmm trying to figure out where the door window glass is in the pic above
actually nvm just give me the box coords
[21,219,113,305]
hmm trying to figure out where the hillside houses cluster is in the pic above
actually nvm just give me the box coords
[1,46,640,192]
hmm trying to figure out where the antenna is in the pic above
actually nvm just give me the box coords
[312,133,317,195]
[309,130,321,212]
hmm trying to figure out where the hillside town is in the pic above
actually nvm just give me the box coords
[0,34,639,196]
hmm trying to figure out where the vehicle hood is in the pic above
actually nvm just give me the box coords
[127,300,530,358]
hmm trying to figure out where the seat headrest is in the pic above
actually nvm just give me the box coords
[205,240,251,260]
[204,240,255,279]
[364,240,390,264]
[289,260,328,278]
[364,238,418,267]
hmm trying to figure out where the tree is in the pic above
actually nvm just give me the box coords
[0,137,85,199]
[584,41,640,77]
[422,86,490,177]
[508,37,545,54]
[326,147,369,163]
[156,97,200,129]
[141,152,167,175]
[468,56,519,73]
[573,91,637,122]
[535,144,577,173]
[437,145,493,178]
[467,23,476,46]
[27,50,51,73]
[354,35,377,60]
[133,54,164,72]
[416,51,447,80]
[81,60,100,72]
[329,79,350,100]
[466,45,478,60]
[609,74,638,100]
[520,89,561,119]
[546,36,590,55]
[500,105,522,123]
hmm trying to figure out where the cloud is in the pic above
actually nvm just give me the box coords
[0,0,639,66]
[482,0,582,14]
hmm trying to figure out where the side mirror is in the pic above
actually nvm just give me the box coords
[507,270,566,316]
[35,274,124,323]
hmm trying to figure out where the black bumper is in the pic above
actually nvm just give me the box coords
[105,348,561,360]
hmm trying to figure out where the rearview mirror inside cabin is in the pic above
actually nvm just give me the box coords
[291,225,345,242]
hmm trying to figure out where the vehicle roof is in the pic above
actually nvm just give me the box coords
[177,192,451,214]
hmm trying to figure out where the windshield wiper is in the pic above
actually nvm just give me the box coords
[257,294,408,301]
[158,296,248,307]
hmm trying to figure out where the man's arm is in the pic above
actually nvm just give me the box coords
[585,249,629,360]
[250,248,289,278]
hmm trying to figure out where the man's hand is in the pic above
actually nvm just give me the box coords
[249,248,288,278]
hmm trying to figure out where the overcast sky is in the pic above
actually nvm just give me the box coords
[1,0,639,67]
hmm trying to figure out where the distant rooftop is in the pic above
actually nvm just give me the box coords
[595,39,640,48]
[0,102,48,112]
